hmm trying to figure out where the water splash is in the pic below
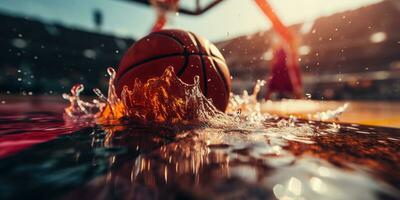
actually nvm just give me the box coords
[64,66,232,126]
[227,80,271,127]
[62,84,103,120]
[313,103,349,121]
[63,67,347,128]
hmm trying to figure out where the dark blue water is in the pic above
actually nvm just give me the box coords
[0,97,399,200]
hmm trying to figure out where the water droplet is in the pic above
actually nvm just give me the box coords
[115,50,119,54]
[12,38,27,48]
[17,77,22,81]
[370,32,387,43]
[107,67,116,77]
[310,177,326,193]
[288,177,302,196]
[1,101,5,104]
[83,49,96,59]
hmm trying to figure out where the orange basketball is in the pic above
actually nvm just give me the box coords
[115,29,231,111]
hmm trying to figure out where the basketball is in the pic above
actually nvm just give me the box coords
[115,29,231,111]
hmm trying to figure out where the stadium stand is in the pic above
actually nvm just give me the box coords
[216,0,400,100]
[0,13,134,95]
[0,0,399,100]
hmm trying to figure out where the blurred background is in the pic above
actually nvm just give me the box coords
[0,0,399,102]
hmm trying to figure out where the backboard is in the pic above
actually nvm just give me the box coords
[121,0,224,15]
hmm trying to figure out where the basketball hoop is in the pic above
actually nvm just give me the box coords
[149,0,180,32]
[254,0,303,99]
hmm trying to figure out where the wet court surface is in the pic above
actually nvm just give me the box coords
[0,96,399,200]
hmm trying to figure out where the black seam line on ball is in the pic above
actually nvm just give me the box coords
[151,32,185,46]
[117,31,223,88]
[151,32,190,77]
[116,53,226,85]
[116,52,182,84]
[186,31,225,63]
[210,58,229,97]
[188,31,203,54]
[200,57,208,97]
[188,32,208,97]
[186,32,202,86]
[177,52,189,77]
[117,30,225,83]
[152,31,223,64]
[179,31,201,77]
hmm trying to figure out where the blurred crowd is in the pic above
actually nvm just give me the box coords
[217,0,400,100]
[0,0,399,100]
[0,13,133,96]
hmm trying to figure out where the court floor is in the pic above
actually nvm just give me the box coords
[262,99,400,128]
[0,96,399,128]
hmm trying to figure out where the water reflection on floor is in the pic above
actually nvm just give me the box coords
[62,120,399,200]
[0,99,399,200]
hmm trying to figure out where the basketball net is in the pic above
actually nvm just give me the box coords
[149,0,180,32]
